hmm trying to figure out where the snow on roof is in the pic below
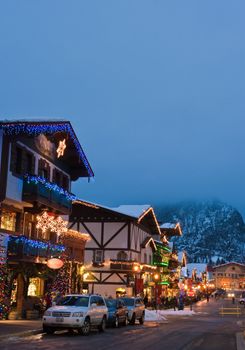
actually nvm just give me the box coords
[109,205,151,219]
[213,262,245,269]
[160,223,177,229]
[187,263,207,276]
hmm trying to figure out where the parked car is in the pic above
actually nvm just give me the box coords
[43,294,108,335]
[105,298,128,327]
[121,297,145,325]
[239,291,245,304]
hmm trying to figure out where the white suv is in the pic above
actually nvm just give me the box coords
[43,294,108,335]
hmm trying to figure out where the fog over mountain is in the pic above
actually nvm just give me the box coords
[156,201,245,264]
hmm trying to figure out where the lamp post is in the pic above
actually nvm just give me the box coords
[153,273,160,310]
[133,265,139,296]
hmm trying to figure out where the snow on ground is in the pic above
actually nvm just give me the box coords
[145,309,196,321]
[158,309,196,316]
[145,309,167,322]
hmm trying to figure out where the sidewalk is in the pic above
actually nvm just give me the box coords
[0,319,43,340]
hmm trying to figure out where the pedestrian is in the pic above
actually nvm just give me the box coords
[143,294,148,307]
[44,292,52,310]
[206,293,210,303]
[173,296,178,311]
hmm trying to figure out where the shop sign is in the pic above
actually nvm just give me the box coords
[0,233,9,264]
[47,258,64,269]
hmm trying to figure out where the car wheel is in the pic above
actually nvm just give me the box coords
[114,316,119,328]
[79,318,90,336]
[139,313,145,325]
[240,301,244,305]
[122,315,128,326]
[129,313,136,325]
[43,326,55,335]
[98,316,106,332]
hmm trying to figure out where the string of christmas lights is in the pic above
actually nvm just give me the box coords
[1,121,94,177]
[25,175,77,201]
[9,236,65,252]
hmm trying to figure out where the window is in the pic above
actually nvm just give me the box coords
[94,250,104,264]
[38,159,50,181]
[97,297,105,306]
[117,251,128,261]
[90,296,98,305]
[0,210,16,231]
[15,147,23,174]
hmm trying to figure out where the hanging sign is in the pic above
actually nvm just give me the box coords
[0,233,9,264]
[47,258,64,269]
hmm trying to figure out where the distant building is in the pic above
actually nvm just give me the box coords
[212,262,245,290]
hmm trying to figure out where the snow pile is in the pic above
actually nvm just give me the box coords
[145,309,167,322]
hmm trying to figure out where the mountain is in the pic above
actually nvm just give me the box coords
[156,201,245,264]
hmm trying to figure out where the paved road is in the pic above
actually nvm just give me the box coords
[1,299,244,350]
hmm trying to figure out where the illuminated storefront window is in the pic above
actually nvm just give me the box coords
[0,210,16,231]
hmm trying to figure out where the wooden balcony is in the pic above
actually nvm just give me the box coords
[7,235,65,262]
[22,176,74,214]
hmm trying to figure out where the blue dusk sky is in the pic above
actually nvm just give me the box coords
[0,1,245,216]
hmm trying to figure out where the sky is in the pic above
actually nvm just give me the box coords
[0,1,245,217]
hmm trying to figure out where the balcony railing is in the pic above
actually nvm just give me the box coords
[8,235,65,261]
[22,175,76,213]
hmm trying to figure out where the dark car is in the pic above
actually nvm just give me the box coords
[121,297,145,325]
[105,298,128,327]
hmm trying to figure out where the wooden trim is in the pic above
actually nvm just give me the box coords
[127,222,131,250]
[81,222,101,248]
[87,281,127,286]
[104,223,128,248]
[101,272,114,283]
[115,272,127,284]
[0,135,10,201]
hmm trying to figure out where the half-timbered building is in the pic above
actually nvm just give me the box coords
[70,201,160,298]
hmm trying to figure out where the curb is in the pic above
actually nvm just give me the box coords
[0,329,43,341]
[236,332,245,350]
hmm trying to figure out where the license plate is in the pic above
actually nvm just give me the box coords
[56,317,64,323]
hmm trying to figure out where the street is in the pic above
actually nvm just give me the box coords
[1,299,244,350]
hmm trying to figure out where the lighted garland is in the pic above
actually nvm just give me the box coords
[1,121,94,177]
[9,236,65,253]
[0,265,11,319]
[50,216,68,237]
[25,175,77,201]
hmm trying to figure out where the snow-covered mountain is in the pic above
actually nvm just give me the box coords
[156,201,245,264]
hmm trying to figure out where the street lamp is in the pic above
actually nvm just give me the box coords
[153,273,160,310]
[133,265,139,296]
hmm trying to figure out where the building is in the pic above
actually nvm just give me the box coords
[212,262,245,290]
[69,201,160,298]
[0,120,93,318]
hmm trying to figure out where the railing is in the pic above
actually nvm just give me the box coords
[110,260,135,271]
[22,176,75,212]
[8,235,65,259]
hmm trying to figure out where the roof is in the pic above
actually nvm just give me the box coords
[141,237,157,251]
[71,200,161,235]
[0,119,94,179]
[213,262,245,269]
[160,222,182,237]
[110,205,151,219]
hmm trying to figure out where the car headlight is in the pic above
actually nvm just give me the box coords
[44,311,52,316]
[72,312,84,317]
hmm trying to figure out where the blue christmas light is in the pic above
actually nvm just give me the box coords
[1,121,94,177]
[9,235,65,253]
[25,174,77,201]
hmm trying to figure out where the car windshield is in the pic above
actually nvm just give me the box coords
[57,296,89,307]
[121,298,134,306]
[105,299,117,308]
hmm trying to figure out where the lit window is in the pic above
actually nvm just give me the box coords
[117,251,128,261]
[0,210,16,231]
